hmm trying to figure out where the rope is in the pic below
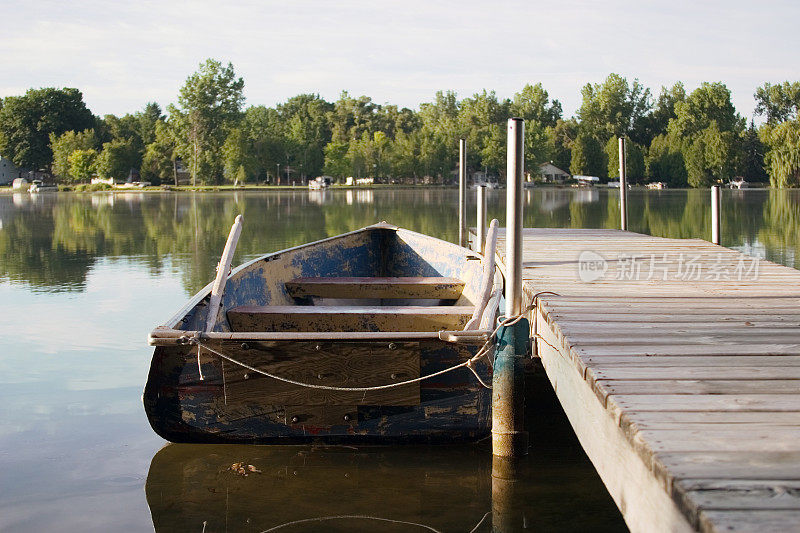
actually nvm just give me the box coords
[191,291,561,393]
[259,515,443,532]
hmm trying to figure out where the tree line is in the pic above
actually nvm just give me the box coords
[1,59,799,187]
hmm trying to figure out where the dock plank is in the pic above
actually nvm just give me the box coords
[494,228,800,533]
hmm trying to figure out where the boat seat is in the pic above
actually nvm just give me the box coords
[285,277,465,300]
[227,305,475,333]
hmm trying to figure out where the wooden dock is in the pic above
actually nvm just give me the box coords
[494,228,800,533]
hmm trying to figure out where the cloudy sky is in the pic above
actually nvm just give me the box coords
[1,0,797,120]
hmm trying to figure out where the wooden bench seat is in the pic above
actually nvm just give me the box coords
[228,305,475,333]
[285,277,465,300]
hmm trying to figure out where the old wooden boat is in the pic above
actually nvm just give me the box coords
[145,220,503,444]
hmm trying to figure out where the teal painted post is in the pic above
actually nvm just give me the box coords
[492,317,529,457]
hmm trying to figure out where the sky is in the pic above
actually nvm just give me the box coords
[1,0,798,121]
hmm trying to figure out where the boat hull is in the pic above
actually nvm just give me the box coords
[144,338,492,444]
[144,224,500,444]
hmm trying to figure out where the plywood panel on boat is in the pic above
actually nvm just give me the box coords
[227,305,474,332]
[217,341,421,414]
[490,227,800,533]
[285,276,465,299]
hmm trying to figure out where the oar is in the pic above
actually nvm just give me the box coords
[464,219,499,330]
[205,215,243,333]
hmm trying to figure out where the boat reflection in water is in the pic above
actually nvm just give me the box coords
[145,410,627,532]
[145,444,492,532]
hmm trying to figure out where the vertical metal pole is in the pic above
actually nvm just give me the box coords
[476,185,487,253]
[459,139,467,247]
[492,117,528,458]
[619,137,628,231]
[506,119,524,318]
[711,185,721,245]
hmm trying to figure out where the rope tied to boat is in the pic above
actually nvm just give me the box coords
[190,291,559,392]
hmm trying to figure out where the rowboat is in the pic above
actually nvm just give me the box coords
[145,220,503,444]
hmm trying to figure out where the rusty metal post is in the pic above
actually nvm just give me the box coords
[492,455,524,532]
[477,184,487,253]
[459,138,467,247]
[619,137,628,231]
[492,117,528,458]
[711,185,721,245]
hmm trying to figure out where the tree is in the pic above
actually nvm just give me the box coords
[457,90,508,171]
[511,83,562,170]
[67,149,98,182]
[279,94,333,180]
[754,81,800,125]
[606,137,645,183]
[243,105,286,183]
[570,131,605,177]
[635,82,686,145]
[0,87,94,171]
[169,59,245,184]
[684,121,737,187]
[739,121,767,182]
[577,74,651,143]
[222,127,253,184]
[761,120,800,187]
[669,82,743,139]
[96,138,141,180]
[141,120,178,185]
[546,119,578,172]
[50,129,97,182]
[646,134,687,187]
[510,83,562,128]
[323,140,350,179]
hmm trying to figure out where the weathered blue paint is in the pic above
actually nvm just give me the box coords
[144,224,501,444]
[491,318,529,457]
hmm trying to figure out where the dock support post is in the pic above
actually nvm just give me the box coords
[476,184,487,253]
[492,455,524,531]
[492,117,529,458]
[459,138,467,247]
[711,185,721,245]
[619,137,628,231]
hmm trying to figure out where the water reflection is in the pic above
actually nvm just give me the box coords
[0,188,798,296]
[144,443,622,533]
[143,371,625,533]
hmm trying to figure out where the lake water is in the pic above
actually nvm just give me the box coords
[1,187,797,532]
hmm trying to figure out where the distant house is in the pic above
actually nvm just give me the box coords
[538,163,570,184]
[0,156,25,185]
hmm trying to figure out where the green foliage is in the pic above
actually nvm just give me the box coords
[605,137,645,183]
[222,128,254,183]
[754,82,800,125]
[279,94,334,180]
[96,138,141,180]
[570,131,605,177]
[323,140,350,178]
[50,129,97,182]
[669,82,744,139]
[646,134,687,187]
[634,82,685,145]
[578,74,651,144]
[545,119,577,172]
[761,120,800,187]
[141,120,177,185]
[67,149,98,182]
[0,87,94,171]
[684,121,737,187]
[739,121,767,182]
[169,59,245,184]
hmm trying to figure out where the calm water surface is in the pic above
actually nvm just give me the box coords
[1,187,798,531]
